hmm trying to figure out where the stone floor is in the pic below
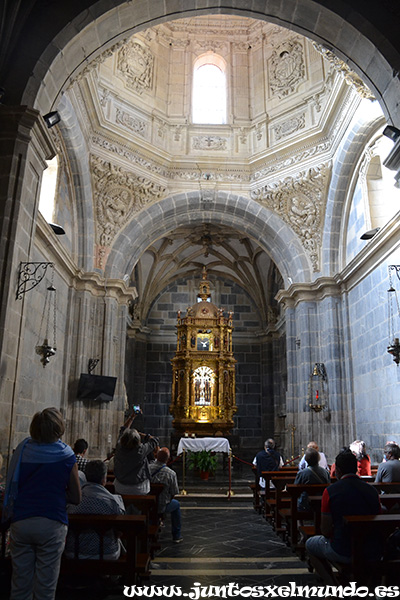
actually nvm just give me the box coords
[53,495,318,599]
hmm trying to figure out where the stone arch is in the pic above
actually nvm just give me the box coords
[9,1,398,129]
[103,191,311,285]
[322,100,386,274]
[57,94,96,270]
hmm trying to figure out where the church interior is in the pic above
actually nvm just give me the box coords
[2,1,400,465]
[1,1,400,593]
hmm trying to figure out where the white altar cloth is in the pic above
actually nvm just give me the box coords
[177,437,230,455]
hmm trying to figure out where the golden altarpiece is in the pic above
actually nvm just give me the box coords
[170,268,237,435]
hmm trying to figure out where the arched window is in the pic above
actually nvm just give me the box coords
[192,54,227,125]
[364,136,400,228]
[345,132,400,264]
[38,155,58,223]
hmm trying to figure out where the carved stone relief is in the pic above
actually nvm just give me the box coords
[312,43,375,100]
[200,190,216,209]
[269,40,305,98]
[99,88,111,108]
[193,40,228,54]
[91,134,250,182]
[117,41,154,94]
[192,136,228,150]
[238,128,248,144]
[67,39,128,88]
[251,163,331,271]
[91,155,166,247]
[272,113,305,141]
[251,88,355,182]
[115,108,147,137]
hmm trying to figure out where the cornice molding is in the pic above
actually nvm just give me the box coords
[276,211,400,308]
[73,271,138,303]
[36,215,138,304]
[276,277,341,309]
[337,213,400,292]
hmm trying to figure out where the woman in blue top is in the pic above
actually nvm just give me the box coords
[3,407,81,600]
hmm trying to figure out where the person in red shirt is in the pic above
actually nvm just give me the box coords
[349,440,371,476]
[306,449,381,583]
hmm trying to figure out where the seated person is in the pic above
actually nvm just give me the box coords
[66,460,125,559]
[383,441,397,462]
[298,442,329,472]
[306,449,381,575]
[375,442,400,492]
[295,448,330,485]
[253,438,283,489]
[349,440,371,476]
[329,446,349,478]
[73,438,89,473]
[149,447,182,543]
[295,448,330,511]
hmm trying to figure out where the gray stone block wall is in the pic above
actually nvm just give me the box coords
[126,275,282,451]
[347,261,400,463]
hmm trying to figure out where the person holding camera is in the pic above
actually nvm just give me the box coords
[113,428,159,495]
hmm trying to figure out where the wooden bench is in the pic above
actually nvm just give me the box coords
[269,476,296,536]
[61,513,151,584]
[122,494,161,555]
[250,466,264,514]
[370,481,400,494]
[284,483,330,558]
[344,514,400,587]
[261,471,297,521]
[104,481,164,505]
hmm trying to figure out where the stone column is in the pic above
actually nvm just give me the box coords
[66,277,136,459]
[0,106,55,460]
[277,278,351,462]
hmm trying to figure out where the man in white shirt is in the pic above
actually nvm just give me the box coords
[298,441,329,471]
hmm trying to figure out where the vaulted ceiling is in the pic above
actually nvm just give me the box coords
[64,13,371,324]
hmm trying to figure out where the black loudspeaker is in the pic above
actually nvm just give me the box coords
[76,373,117,402]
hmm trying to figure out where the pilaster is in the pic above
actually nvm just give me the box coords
[0,106,55,459]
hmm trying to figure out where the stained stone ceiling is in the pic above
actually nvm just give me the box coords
[65,14,372,325]
[132,224,282,328]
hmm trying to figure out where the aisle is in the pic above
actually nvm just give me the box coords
[147,502,317,594]
[51,501,319,599]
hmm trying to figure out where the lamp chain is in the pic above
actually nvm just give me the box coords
[388,269,400,343]
[53,287,57,348]
[37,292,48,345]
[36,267,56,346]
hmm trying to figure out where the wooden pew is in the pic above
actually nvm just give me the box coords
[284,483,330,558]
[269,476,296,536]
[250,466,297,515]
[61,513,151,584]
[250,466,264,514]
[261,471,297,521]
[371,481,400,494]
[104,481,164,505]
[344,514,400,587]
[150,482,164,510]
[122,494,161,555]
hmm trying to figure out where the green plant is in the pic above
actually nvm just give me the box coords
[188,449,218,473]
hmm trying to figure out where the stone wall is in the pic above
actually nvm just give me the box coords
[126,276,282,454]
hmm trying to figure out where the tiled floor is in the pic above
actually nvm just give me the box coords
[53,497,318,599]
[0,494,320,599]
[149,502,316,590]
